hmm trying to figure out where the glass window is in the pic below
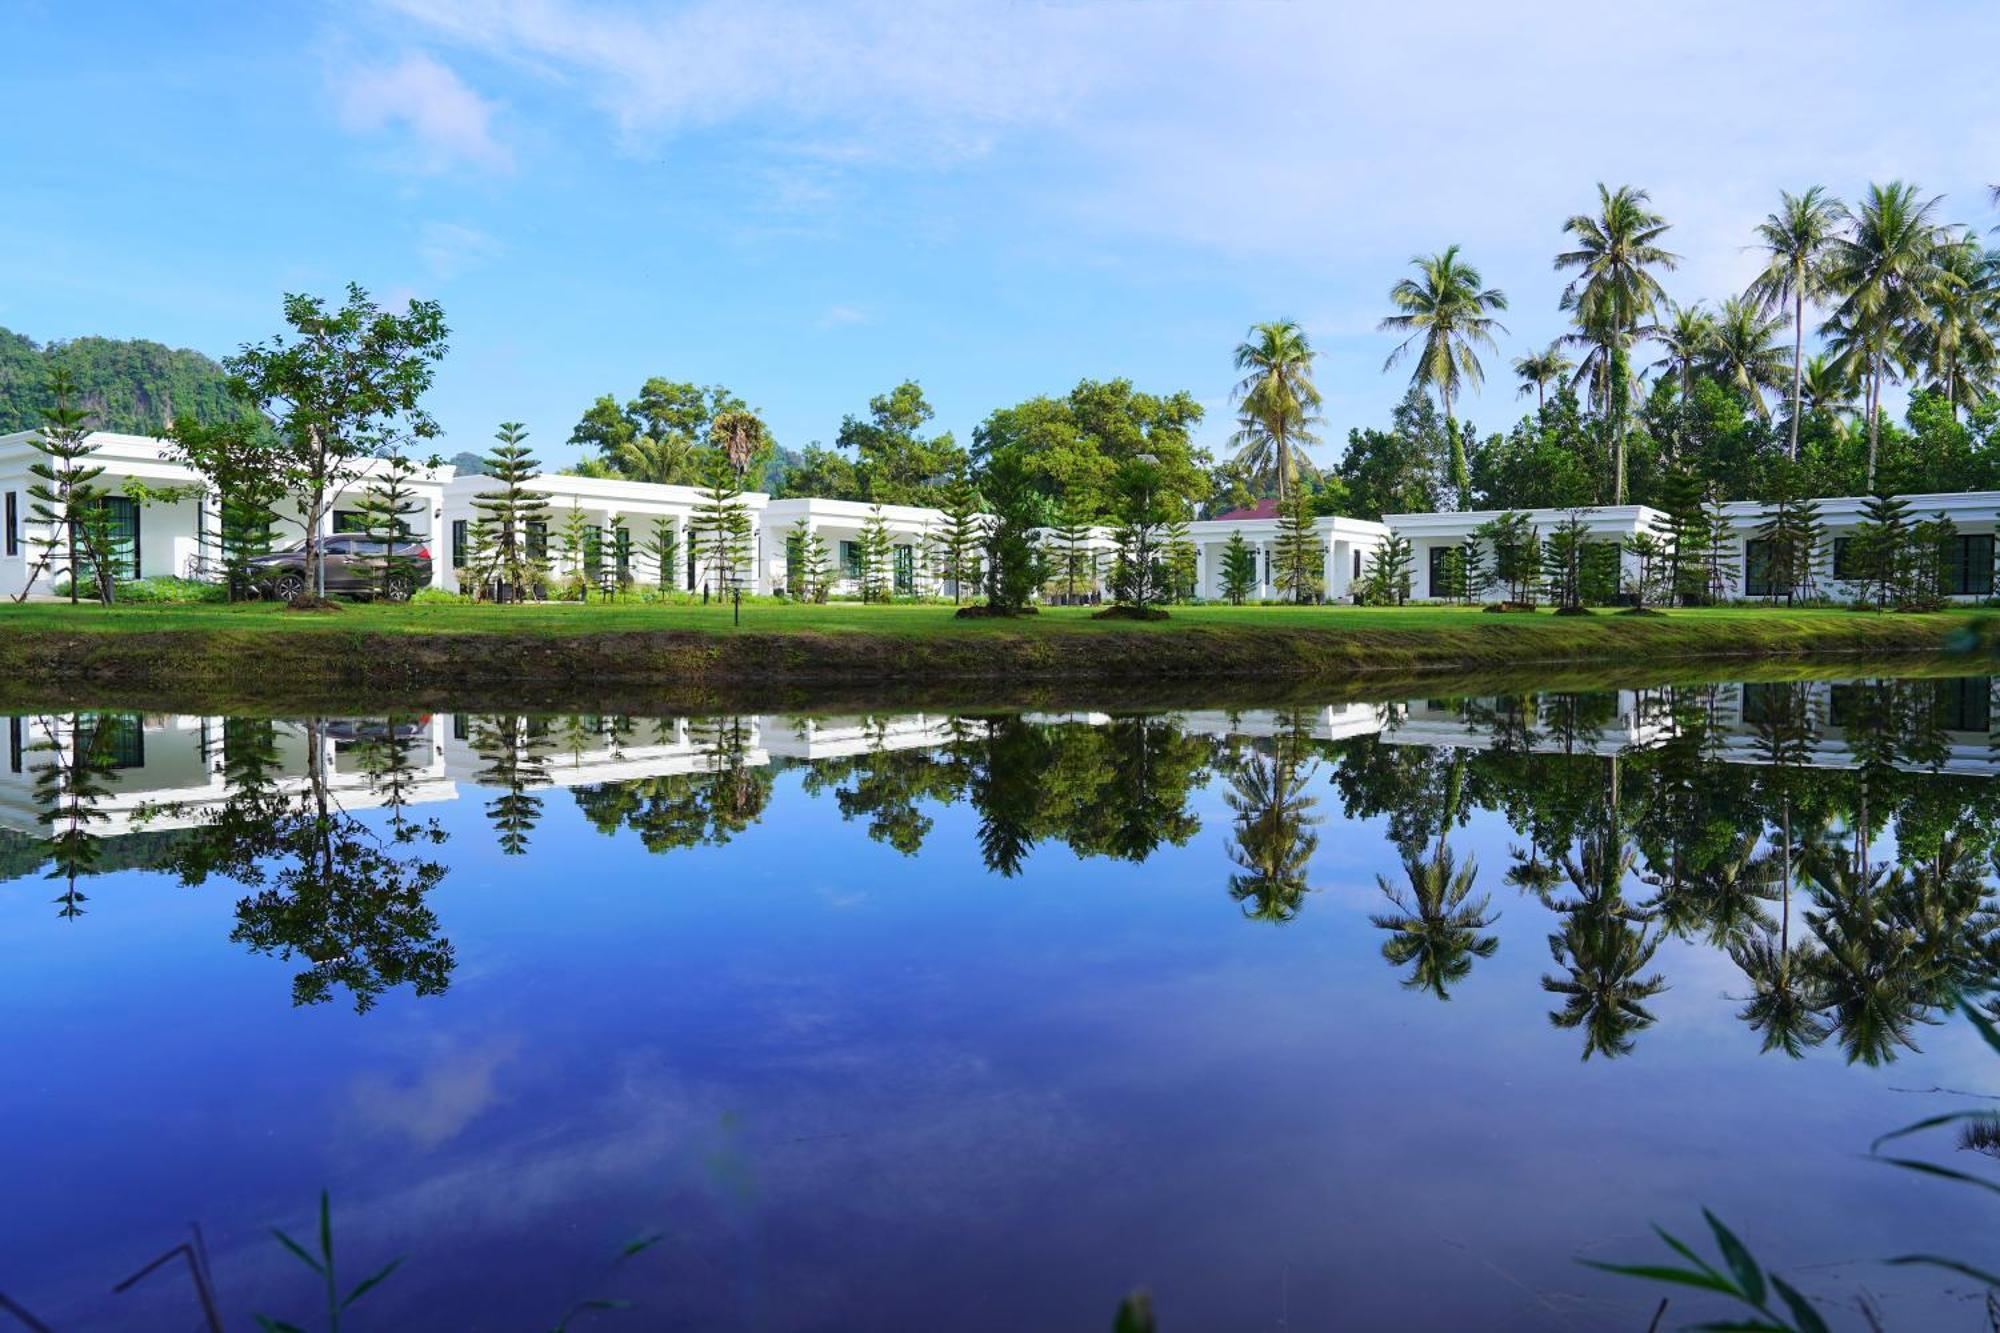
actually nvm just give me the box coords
[1744,538,1773,597]
[584,526,605,576]
[1936,675,1993,732]
[92,496,141,579]
[1427,545,1453,597]
[614,527,632,580]
[840,540,862,579]
[4,491,16,556]
[893,545,915,596]
[450,520,468,569]
[1942,534,1995,597]
[331,510,367,534]
[526,520,548,562]
[1830,537,1853,581]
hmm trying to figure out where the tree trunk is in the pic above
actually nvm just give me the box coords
[1865,360,1880,491]
[1788,290,1804,460]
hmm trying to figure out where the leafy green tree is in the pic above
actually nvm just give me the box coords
[165,415,286,600]
[1910,233,2000,417]
[1219,530,1257,604]
[1161,515,1197,603]
[775,443,862,500]
[974,378,1207,517]
[1048,495,1101,603]
[1555,184,1678,504]
[1475,511,1541,604]
[1223,739,1323,924]
[1458,532,1490,604]
[469,715,552,855]
[1336,387,1446,519]
[1363,532,1415,605]
[227,283,448,603]
[1753,465,1824,604]
[17,369,106,605]
[1230,321,1321,502]
[1541,511,1592,612]
[708,407,769,481]
[568,378,745,486]
[1846,489,1913,607]
[838,380,965,506]
[691,457,751,596]
[1272,485,1321,603]
[1705,296,1792,420]
[1107,455,1174,613]
[1380,245,1509,509]
[471,421,550,600]
[1748,186,1846,459]
[556,503,593,601]
[1542,909,1669,1059]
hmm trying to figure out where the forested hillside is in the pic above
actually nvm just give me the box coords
[0,325,242,435]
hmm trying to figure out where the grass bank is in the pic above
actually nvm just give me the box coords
[0,600,1991,708]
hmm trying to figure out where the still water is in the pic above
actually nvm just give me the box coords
[5,674,2000,1329]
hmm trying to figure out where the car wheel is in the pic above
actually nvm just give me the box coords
[384,574,413,603]
[274,572,307,603]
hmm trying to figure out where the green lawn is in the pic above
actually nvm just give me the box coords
[2,597,1988,640]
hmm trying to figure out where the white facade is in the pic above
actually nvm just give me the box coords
[1383,505,1669,602]
[1714,491,1999,601]
[1184,514,1388,601]
[757,497,950,598]
[0,431,451,599]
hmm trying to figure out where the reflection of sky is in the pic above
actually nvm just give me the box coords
[3,741,1997,1330]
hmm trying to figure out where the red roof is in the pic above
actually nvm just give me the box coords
[1212,497,1281,521]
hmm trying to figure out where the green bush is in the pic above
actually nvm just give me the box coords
[52,576,227,604]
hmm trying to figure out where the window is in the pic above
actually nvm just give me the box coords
[4,491,16,556]
[1935,675,1993,732]
[1352,549,1362,580]
[526,520,548,563]
[686,545,697,590]
[840,540,862,579]
[450,520,468,569]
[614,527,632,581]
[332,510,367,534]
[584,526,605,577]
[1941,534,1996,597]
[1427,545,1454,598]
[1744,538,1773,598]
[893,545,915,596]
[92,496,141,579]
[8,717,21,774]
[1831,537,1853,581]
[86,714,145,770]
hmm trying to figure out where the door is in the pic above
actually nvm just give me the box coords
[321,537,363,589]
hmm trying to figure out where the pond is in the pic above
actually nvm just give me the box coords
[4,671,2000,1329]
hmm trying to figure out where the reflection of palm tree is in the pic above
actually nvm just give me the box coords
[1652,830,1777,949]
[1803,855,1929,1066]
[1371,846,1498,999]
[1541,910,1669,1060]
[1728,934,1830,1057]
[1223,747,1321,923]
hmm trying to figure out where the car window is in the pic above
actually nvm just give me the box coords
[322,538,354,555]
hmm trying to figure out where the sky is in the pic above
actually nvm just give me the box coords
[3,0,1999,472]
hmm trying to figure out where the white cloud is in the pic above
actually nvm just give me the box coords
[337,51,513,173]
[419,219,504,279]
[817,304,869,329]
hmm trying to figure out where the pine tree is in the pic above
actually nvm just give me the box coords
[980,452,1043,614]
[1541,511,1592,612]
[1754,468,1823,606]
[858,505,895,602]
[1272,486,1321,603]
[1458,532,1490,605]
[1476,511,1540,605]
[785,516,831,601]
[1653,467,1704,608]
[645,515,680,594]
[1048,496,1099,604]
[1220,530,1257,604]
[691,457,751,596]
[1694,493,1739,604]
[471,421,550,600]
[351,452,424,599]
[19,369,105,605]
[1902,511,1958,611]
[1365,533,1415,606]
[1623,528,1669,609]
[1163,515,1197,603]
[557,502,593,601]
[1847,489,1912,609]
[930,467,984,605]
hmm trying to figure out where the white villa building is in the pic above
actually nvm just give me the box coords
[3,430,1994,605]
[0,430,452,600]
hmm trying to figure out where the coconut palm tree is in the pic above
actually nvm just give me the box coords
[613,431,702,486]
[708,408,768,479]
[1729,934,1831,1057]
[1821,181,1949,489]
[1228,399,1321,497]
[1542,909,1669,1060]
[1512,342,1572,412]
[1231,321,1322,503]
[1748,187,1847,460]
[1909,232,2000,416]
[1222,743,1322,924]
[1796,353,1861,440]
[1704,296,1792,420]
[1554,184,1678,504]
[1648,300,1716,402]
[1371,845,1499,999]
[1379,246,1510,509]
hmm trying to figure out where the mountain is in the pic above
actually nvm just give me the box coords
[0,324,244,436]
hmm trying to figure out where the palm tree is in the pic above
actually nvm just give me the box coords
[1541,910,1669,1060]
[1796,353,1860,439]
[1704,296,1792,420]
[612,431,702,486]
[1371,845,1499,999]
[708,408,768,479]
[1231,321,1322,503]
[1909,232,2000,416]
[1748,187,1847,460]
[1554,184,1678,504]
[1222,745,1322,924]
[1821,181,1949,488]
[1379,246,1509,509]
[1729,934,1830,1057]
[1228,399,1321,497]
[1648,300,1716,402]
[1512,342,1572,412]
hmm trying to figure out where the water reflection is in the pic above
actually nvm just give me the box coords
[3,674,1998,1064]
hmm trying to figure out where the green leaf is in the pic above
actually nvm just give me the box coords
[1580,1261,1741,1296]
[254,1318,307,1333]
[1886,1254,2000,1287]
[1703,1210,1766,1308]
[616,1233,665,1262]
[318,1191,333,1264]
[1769,1275,1830,1333]
[1873,1155,2000,1198]
[341,1255,405,1309]
[269,1228,324,1276]
[1654,1224,1727,1280]
[1870,1108,2000,1152]
[1961,998,2000,1057]
[1688,1322,1790,1332]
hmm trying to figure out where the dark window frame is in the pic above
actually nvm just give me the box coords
[1744,538,1773,598]
[450,519,469,569]
[4,490,16,556]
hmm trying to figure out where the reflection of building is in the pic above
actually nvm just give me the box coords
[0,714,454,835]
[1382,690,1677,756]
[1710,678,2000,776]
[441,715,772,787]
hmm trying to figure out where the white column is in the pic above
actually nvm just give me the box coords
[1193,543,1209,600]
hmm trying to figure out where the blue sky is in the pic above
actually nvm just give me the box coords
[4,1,1998,471]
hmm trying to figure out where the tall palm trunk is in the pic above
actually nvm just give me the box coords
[1788,290,1805,460]
[1275,421,1290,505]
[1865,358,1881,491]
